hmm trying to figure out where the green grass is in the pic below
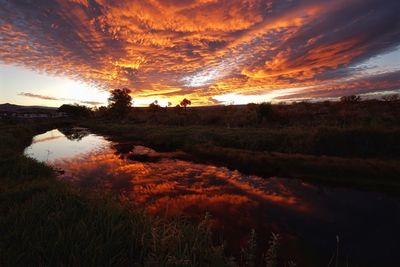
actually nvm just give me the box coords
[1,182,231,266]
[2,119,398,266]
[186,145,400,191]
[102,99,400,130]
[81,121,400,158]
[0,122,234,266]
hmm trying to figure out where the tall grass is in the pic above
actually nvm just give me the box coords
[95,99,400,130]
[264,233,279,267]
[0,122,233,266]
[2,116,397,265]
[1,184,232,266]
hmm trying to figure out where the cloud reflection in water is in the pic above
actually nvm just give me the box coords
[24,129,400,266]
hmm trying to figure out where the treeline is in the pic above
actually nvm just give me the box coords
[119,99,400,128]
[58,89,400,129]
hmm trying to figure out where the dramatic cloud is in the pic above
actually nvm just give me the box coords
[1,0,400,104]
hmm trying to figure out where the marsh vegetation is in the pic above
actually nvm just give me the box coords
[1,95,400,266]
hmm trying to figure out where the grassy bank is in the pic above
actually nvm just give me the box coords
[107,99,400,130]
[0,122,234,266]
[81,121,400,191]
[2,119,398,266]
[186,145,400,191]
[82,121,400,159]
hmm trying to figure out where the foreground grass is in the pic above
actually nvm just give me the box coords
[0,122,234,266]
[82,121,400,191]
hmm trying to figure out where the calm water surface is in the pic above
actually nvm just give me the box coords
[24,128,400,267]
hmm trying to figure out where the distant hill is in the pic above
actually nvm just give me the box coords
[0,103,58,112]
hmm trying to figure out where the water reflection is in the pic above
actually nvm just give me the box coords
[25,129,109,162]
[24,129,400,267]
[58,127,90,141]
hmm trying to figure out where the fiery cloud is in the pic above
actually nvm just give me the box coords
[1,0,400,104]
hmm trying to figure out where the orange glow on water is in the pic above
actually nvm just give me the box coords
[24,129,400,266]
[52,146,313,217]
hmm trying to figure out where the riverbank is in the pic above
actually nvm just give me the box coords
[3,120,399,266]
[81,121,400,192]
[0,121,234,266]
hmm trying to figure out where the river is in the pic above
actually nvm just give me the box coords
[24,128,400,267]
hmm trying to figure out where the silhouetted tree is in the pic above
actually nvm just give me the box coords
[180,98,191,110]
[149,100,161,112]
[58,104,92,118]
[108,88,132,118]
[174,104,183,112]
[94,106,108,118]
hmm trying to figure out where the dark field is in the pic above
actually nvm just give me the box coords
[0,122,235,266]
[83,99,400,190]
[1,99,400,266]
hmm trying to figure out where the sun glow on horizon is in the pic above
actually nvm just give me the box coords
[0,64,108,107]
[212,87,313,105]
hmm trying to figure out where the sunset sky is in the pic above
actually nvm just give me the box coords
[1,0,400,107]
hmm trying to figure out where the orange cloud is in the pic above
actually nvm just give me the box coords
[1,0,400,104]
